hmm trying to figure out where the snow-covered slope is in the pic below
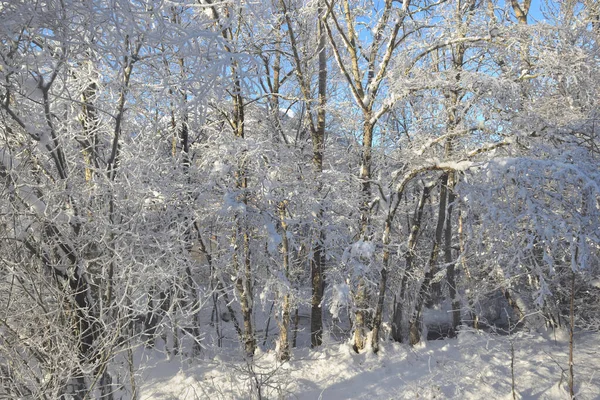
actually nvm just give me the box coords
[140,330,599,399]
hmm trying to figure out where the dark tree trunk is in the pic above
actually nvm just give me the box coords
[409,174,449,345]
[310,2,328,348]
[392,184,432,342]
[444,173,460,335]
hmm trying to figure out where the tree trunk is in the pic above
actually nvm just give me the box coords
[569,268,576,399]
[232,45,255,356]
[409,175,448,345]
[352,279,368,352]
[280,0,328,348]
[352,120,374,353]
[292,307,300,348]
[310,1,328,348]
[392,184,432,342]
[311,226,325,347]
[409,246,437,346]
[458,209,479,329]
[371,218,391,352]
[277,201,291,361]
[428,174,448,306]
[359,120,374,238]
[234,224,255,357]
[444,172,460,335]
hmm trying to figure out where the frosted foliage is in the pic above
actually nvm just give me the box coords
[330,283,351,320]
[0,0,599,399]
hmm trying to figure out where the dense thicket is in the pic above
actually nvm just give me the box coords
[1,0,598,398]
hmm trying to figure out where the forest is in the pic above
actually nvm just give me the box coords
[1,0,599,399]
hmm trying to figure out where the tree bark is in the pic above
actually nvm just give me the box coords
[458,209,479,329]
[352,279,368,352]
[277,200,292,361]
[371,217,390,352]
[409,174,448,345]
[444,172,460,334]
[427,173,448,307]
[206,2,256,356]
[392,184,432,342]
[309,3,328,348]
[280,0,328,347]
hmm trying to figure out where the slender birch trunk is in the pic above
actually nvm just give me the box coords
[277,200,291,361]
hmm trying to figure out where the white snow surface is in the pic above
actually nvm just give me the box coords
[140,330,600,399]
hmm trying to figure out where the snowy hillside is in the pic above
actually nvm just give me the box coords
[140,330,600,400]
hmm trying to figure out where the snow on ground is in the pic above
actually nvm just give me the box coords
[140,330,599,400]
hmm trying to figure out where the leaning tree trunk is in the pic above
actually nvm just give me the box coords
[409,174,448,345]
[392,183,432,342]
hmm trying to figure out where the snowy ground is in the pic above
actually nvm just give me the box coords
[139,329,599,399]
